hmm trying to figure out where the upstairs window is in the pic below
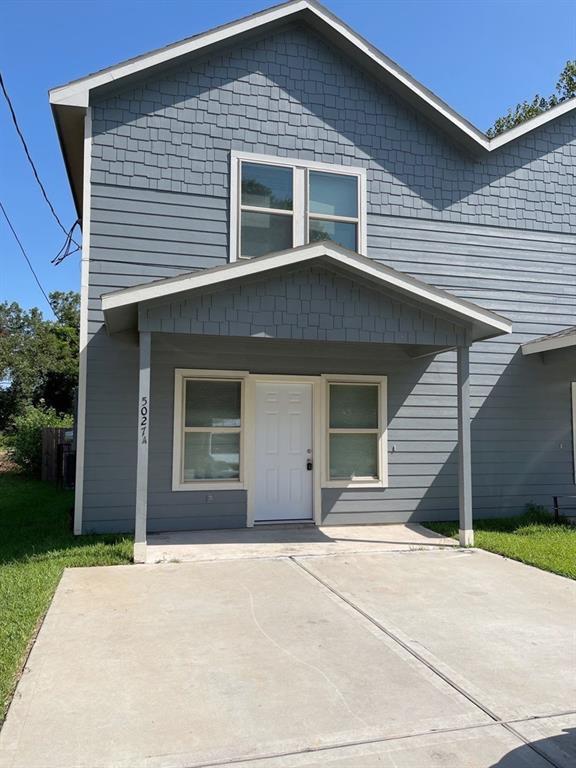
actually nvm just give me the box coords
[232,153,366,260]
[309,171,358,252]
[240,163,294,258]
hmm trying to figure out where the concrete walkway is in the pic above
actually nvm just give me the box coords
[0,547,574,768]
[146,522,457,563]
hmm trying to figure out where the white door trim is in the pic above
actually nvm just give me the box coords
[246,374,322,527]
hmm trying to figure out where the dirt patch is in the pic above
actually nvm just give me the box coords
[0,449,19,474]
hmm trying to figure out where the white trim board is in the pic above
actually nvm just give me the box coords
[73,106,92,536]
[102,241,512,341]
[48,0,576,155]
[522,327,576,356]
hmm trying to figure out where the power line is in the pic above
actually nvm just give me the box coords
[0,71,80,250]
[0,200,57,318]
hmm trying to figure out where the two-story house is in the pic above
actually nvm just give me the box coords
[48,0,576,562]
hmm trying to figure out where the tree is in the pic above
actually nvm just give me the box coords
[487,60,576,137]
[0,292,79,430]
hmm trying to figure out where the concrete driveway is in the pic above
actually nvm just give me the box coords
[0,546,574,768]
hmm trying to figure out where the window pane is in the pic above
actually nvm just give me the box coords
[241,163,293,210]
[183,432,240,481]
[241,211,293,258]
[185,380,241,428]
[309,171,358,217]
[309,219,357,251]
[329,433,378,480]
[330,384,379,429]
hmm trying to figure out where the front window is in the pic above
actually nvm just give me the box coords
[180,378,242,482]
[327,381,386,484]
[234,154,365,260]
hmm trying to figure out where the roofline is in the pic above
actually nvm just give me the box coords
[48,0,576,155]
[521,329,576,356]
[101,242,513,338]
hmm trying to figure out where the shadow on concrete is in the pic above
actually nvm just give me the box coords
[491,726,575,767]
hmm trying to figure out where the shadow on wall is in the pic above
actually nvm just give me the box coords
[490,726,575,767]
[414,344,575,522]
[91,24,573,214]
[322,343,574,524]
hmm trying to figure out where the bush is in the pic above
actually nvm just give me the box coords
[9,406,73,475]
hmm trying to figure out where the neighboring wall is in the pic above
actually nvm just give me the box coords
[82,22,576,532]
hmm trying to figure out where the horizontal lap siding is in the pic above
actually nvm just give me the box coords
[81,23,576,532]
[82,185,231,532]
[318,214,576,525]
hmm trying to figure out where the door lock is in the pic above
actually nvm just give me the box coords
[306,460,313,471]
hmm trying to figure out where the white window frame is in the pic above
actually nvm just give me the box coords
[230,151,367,262]
[172,369,248,491]
[172,370,387,497]
[322,375,388,489]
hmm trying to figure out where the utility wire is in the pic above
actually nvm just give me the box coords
[0,71,81,251]
[0,200,57,318]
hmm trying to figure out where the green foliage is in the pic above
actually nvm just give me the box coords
[0,473,132,719]
[487,60,576,137]
[0,292,79,429]
[425,507,576,579]
[9,406,73,475]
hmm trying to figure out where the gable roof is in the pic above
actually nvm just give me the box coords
[521,325,576,355]
[50,0,576,214]
[101,241,512,340]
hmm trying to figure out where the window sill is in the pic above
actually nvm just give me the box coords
[322,480,388,489]
[171,481,246,492]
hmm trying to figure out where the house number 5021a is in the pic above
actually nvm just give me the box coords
[140,396,148,444]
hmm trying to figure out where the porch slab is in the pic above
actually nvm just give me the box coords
[146,522,457,563]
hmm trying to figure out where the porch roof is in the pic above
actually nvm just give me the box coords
[101,242,512,342]
[521,325,576,355]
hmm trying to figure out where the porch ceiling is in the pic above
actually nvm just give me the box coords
[101,242,512,343]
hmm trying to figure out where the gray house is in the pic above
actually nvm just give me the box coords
[49,0,576,562]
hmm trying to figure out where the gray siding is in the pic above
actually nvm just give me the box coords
[91,24,576,232]
[80,22,576,533]
[139,265,469,346]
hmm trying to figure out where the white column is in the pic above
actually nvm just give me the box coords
[134,331,151,563]
[457,345,474,547]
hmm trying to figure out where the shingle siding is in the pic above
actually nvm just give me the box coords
[91,24,576,233]
[138,265,469,346]
[80,22,576,533]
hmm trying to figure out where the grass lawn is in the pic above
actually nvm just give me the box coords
[425,510,576,580]
[0,472,132,722]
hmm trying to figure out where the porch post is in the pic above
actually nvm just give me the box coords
[134,331,151,563]
[457,345,474,547]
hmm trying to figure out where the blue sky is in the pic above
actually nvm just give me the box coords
[1,0,574,317]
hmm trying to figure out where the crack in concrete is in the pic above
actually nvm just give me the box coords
[241,583,371,730]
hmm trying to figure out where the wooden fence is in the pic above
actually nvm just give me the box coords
[41,427,75,487]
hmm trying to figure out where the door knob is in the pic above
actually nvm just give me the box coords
[306,460,313,471]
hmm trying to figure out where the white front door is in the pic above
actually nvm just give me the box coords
[253,382,313,522]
